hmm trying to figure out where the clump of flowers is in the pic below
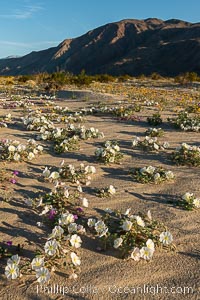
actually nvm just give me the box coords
[88,209,175,259]
[0,139,43,162]
[169,111,200,132]
[4,222,83,282]
[75,126,104,140]
[143,100,159,107]
[178,192,200,210]
[132,136,169,152]
[147,113,163,126]
[32,181,87,224]
[58,163,96,185]
[22,111,54,132]
[95,141,123,164]
[112,105,141,117]
[145,128,164,137]
[4,182,88,282]
[54,136,80,153]
[0,114,12,127]
[130,166,175,184]
[0,169,19,184]
[171,143,200,166]
[95,185,116,197]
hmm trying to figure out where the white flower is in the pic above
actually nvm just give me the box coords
[121,220,132,231]
[132,137,140,147]
[181,143,189,149]
[193,198,200,208]
[31,257,44,270]
[146,239,155,251]
[68,223,78,233]
[37,145,43,152]
[153,143,159,150]
[147,210,152,221]
[85,165,96,174]
[77,185,83,193]
[49,171,60,180]
[146,166,156,174]
[131,247,141,261]
[8,145,16,152]
[113,238,123,249]
[48,225,64,239]
[13,153,20,161]
[140,247,154,260]
[60,159,65,166]
[70,234,82,248]
[140,167,147,174]
[27,152,35,160]
[113,145,120,151]
[39,205,51,216]
[87,218,96,227]
[43,167,51,178]
[182,192,193,202]
[5,264,19,280]
[33,148,38,155]
[69,273,78,279]
[64,188,69,198]
[36,267,50,283]
[154,173,161,181]
[159,231,173,245]
[77,225,85,234]
[44,239,59,256]
[70,252,81,266]
[132,216,145,227]
[95,220,108,235]
[6,113,12,119]
[124,208,131,215]
[7,254,20,266]
[108,185,116,195]
[37,222,42,227]
[59,213,75,225]
[165,171,174,180]
[82,198,89,207]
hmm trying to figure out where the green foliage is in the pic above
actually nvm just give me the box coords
[147,113,163,126]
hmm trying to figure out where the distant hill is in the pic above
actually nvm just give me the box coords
[0,18,200,76]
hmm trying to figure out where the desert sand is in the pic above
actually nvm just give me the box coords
[0,83,199,300]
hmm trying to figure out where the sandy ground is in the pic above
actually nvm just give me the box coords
[0,88,199,300]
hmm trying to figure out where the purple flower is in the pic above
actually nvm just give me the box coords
[73,214,78,220]
[3,241,12,246]
[13,170,19,176]
[6,241,12,246]
[48,209,56,219]
[10,178,17,184]
[77,207,83,212]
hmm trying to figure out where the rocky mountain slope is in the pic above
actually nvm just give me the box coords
[0,18,200,76]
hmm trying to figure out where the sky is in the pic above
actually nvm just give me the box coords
[0,0,199,58]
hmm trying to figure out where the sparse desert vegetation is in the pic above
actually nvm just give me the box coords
[0,75,199,299]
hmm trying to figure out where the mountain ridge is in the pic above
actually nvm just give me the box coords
[0,18,200,76]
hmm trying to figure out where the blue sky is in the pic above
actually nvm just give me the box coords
[0,0,199,58]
